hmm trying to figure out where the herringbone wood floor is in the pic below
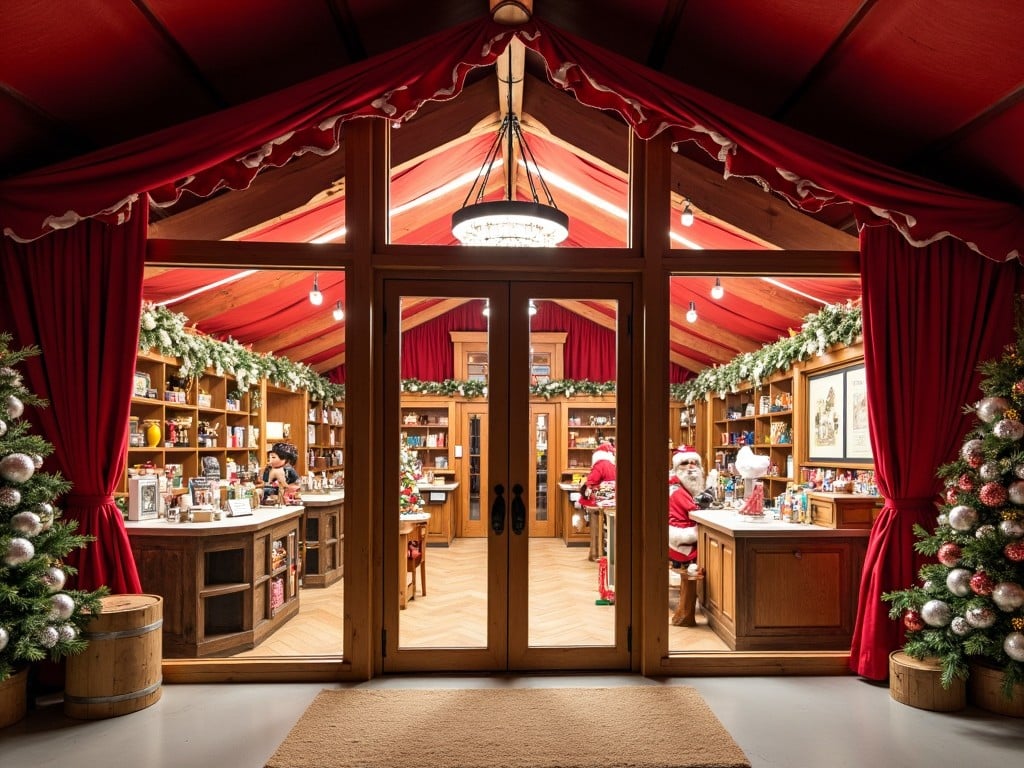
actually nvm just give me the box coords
[235,537,727,657]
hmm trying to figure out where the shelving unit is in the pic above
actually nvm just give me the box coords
[306,401,345,475]
[125,352,258,495]
[709,371,794,499]
[401,396,457,542]
[561,396,616,546]
[263,383,309,475]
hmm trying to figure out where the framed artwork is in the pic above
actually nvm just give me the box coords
[807,369,845,460]
[844,365,873,461]
[128,475,160,521]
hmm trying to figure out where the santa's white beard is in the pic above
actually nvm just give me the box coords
[679,468,706,496]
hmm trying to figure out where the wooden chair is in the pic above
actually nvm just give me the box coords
[406,521,428,601]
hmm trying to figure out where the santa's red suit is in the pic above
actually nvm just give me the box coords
[668,476,699,563]
[579,444,616,508]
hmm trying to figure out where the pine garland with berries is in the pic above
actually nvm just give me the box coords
[0,336,107,681]
[883,309,1024,697]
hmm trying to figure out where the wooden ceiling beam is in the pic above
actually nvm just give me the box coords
[169,271,310,324]
[400,298,473,332]
[668,326,736,365]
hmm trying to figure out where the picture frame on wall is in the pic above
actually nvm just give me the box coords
[844,364,873,462]
[807,369,845,460]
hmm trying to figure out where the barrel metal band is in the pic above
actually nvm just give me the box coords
[64,678,163,705]
[82,617,163,641]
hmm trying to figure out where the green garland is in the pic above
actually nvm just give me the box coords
[138,304,345,403]
[670,302,862,403]
[400,378,616,399]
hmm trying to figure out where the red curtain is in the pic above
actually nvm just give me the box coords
[0,17,1019,261]
[848,225,1019,678]
[0,215,145,593]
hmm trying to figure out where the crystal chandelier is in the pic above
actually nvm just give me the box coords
[451,46,568,247]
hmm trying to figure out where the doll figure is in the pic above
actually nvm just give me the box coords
[262,441,300,503]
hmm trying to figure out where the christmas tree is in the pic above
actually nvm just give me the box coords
[0,336,106,681]
[884,317,1024,696]
[399,444,423,516]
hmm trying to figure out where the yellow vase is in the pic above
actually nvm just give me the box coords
[145,421,162,448]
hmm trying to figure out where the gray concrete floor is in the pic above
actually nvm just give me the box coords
[1,675,1021,767]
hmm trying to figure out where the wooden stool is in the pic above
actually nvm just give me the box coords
[670,566,703,626]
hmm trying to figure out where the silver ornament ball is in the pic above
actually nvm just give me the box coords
[976,524,996,539]
[1004,632,1024,662]
[4,537,34,566]
[42,566,66,592]
[5,395,24,420]
[921,599,953,627]
[948,504,979,531]
[36,626,59,649]
[965,605,997,628]
[31,454,43,469]
[946,568,973,597]
[9,511,42,536]
[991,582,1024,612]
[950,616,972,636]
[0,626,8,651]
[0,419,7,437]
[58,624,78,643]
[979,462,1002,481]
[49,593,75,620]
[1015,464,1024,480]
[0,452,35,483]
[1009,480,1024,505]
[937,513,948,526]
[1000,519,1024,539]
[994,418,1024,441]
[976,397,1011,423]
[961,438,985,459]
[0,486,22,508]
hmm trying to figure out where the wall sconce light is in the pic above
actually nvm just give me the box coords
[686,301,698,323]
[711,278,724,300]
[528,299,538,316]
[681,199,694,227]
[332,301,345,321]
[482,301,490,317]
[309,273,323,306]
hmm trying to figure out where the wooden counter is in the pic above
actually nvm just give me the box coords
[417,482,459,545]
[126,506,304,658]
[299,492,344,587]
[689,509,869,651]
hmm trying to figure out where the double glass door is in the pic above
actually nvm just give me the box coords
[383,278,631,672]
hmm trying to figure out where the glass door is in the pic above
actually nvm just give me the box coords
[382,277,631,673]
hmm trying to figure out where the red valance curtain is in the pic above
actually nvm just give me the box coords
[0,214,146,593]
[1,17,1019,261]
[848,225,1019,679]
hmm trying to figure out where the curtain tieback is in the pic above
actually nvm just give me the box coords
[63,493,116,507]
[885,497,937,512]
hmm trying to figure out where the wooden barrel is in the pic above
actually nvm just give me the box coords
[968,661,1024,718]
[64,594,163,720]
[0,667,28,728]
[888,651,965,712]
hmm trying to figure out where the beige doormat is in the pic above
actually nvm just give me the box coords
[266,686,750,768]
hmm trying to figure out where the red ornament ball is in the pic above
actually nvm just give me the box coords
[945,487,959,505]
[903,610,925,632]
[958,474,975,492]
[979,481,1008,507]
[937,542,962,566]
[1005,542,1024,562]
[970,571,996,595]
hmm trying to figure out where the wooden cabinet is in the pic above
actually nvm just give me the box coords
[692,511,868,651]
[808,492,882,529]
[126,507,303,657]
[301,493,344,587]
[401,396,457,542]
[263,383,309,475]
[306,401,344,475]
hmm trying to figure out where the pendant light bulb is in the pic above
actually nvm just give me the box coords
[332,300,345,321]
[681,200,694,227]
[711,278,724,300]
[686,301,698,323]
[528,299,538,316]
[482,301,490,317]
[309,273,323,306]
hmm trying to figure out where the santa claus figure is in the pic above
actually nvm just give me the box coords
[579,441,616,510]
[668,446,712,565]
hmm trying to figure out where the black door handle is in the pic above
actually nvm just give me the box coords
[511,483,526,535]
[491,484,506,535]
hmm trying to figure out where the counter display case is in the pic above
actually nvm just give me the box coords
[300,492,344,587]
[126,506,304,657]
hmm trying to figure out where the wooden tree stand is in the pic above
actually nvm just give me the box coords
[889,651,966,712]
[968,662,1024,718]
